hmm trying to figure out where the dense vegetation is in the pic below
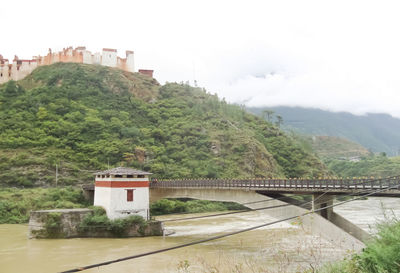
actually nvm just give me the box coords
[301,135,370,159]
[325,154,400,178]
[319,219,400,273]
[0,187,88,223]
[150,198,246,215]
[0,63,326,188]
[249,106,400,156]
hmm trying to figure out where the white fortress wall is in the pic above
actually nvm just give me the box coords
[101,49,118,67]
[0,46,149,84]
[82,51,93,64]
[126,51,135,72]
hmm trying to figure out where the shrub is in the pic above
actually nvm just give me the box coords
[43,212,63,238]
[356,219,400,273]
[318,219,400,273]
[79,207,148,237]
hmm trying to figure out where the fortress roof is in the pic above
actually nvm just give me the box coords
[103,48,117,52]
[94,167,152,176]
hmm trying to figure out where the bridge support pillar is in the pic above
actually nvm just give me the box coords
[312,193,371,242]
[312,194,333,220]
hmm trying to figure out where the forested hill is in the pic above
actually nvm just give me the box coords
[302,136,370,159]
[0,63,326,187]
[249,106,400,156]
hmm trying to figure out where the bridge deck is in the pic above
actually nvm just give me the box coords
[151,178,400,197]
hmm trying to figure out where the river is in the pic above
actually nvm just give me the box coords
[1,197,399,273]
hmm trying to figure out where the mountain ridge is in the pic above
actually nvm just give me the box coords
[248,106,400,156]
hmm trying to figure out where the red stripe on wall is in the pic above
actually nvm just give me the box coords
[95,181,149,188]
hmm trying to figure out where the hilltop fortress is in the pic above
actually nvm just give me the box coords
[0,46,153,84]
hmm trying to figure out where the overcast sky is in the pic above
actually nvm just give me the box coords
[2,0,400,117]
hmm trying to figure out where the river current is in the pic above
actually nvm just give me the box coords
[1,197,399,273]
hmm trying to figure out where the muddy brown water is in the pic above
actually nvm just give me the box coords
[1,197,399,273]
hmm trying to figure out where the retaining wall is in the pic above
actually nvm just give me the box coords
[28,208,163,239]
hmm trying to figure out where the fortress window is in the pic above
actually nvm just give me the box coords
[115,175,122,178]
[0,73,2,77]
[138,175,145,178]
[127,175,133,178]
[127,190,134,202]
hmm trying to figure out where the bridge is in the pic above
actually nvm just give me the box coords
[83,176,400,246]
[150,177,400,196]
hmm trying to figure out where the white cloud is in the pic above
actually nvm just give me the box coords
[2,0,400,117]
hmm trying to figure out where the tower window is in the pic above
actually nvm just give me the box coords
[127,189,134,202]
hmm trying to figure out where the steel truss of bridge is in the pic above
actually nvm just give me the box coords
[151,177,400,197]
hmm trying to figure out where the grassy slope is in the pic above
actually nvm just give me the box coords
[0,63,327,188]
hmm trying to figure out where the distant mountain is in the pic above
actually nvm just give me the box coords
[248,106,400,156]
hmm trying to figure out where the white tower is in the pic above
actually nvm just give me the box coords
[93,167,152,220]
[101,48,118,68]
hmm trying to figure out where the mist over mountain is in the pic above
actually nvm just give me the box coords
[248,106,400,156]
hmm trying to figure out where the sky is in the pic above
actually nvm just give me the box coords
[1,0,400,117]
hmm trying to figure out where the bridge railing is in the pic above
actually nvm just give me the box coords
[150,177,400,191]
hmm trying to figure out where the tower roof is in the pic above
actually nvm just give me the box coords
[94,167,152,175]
